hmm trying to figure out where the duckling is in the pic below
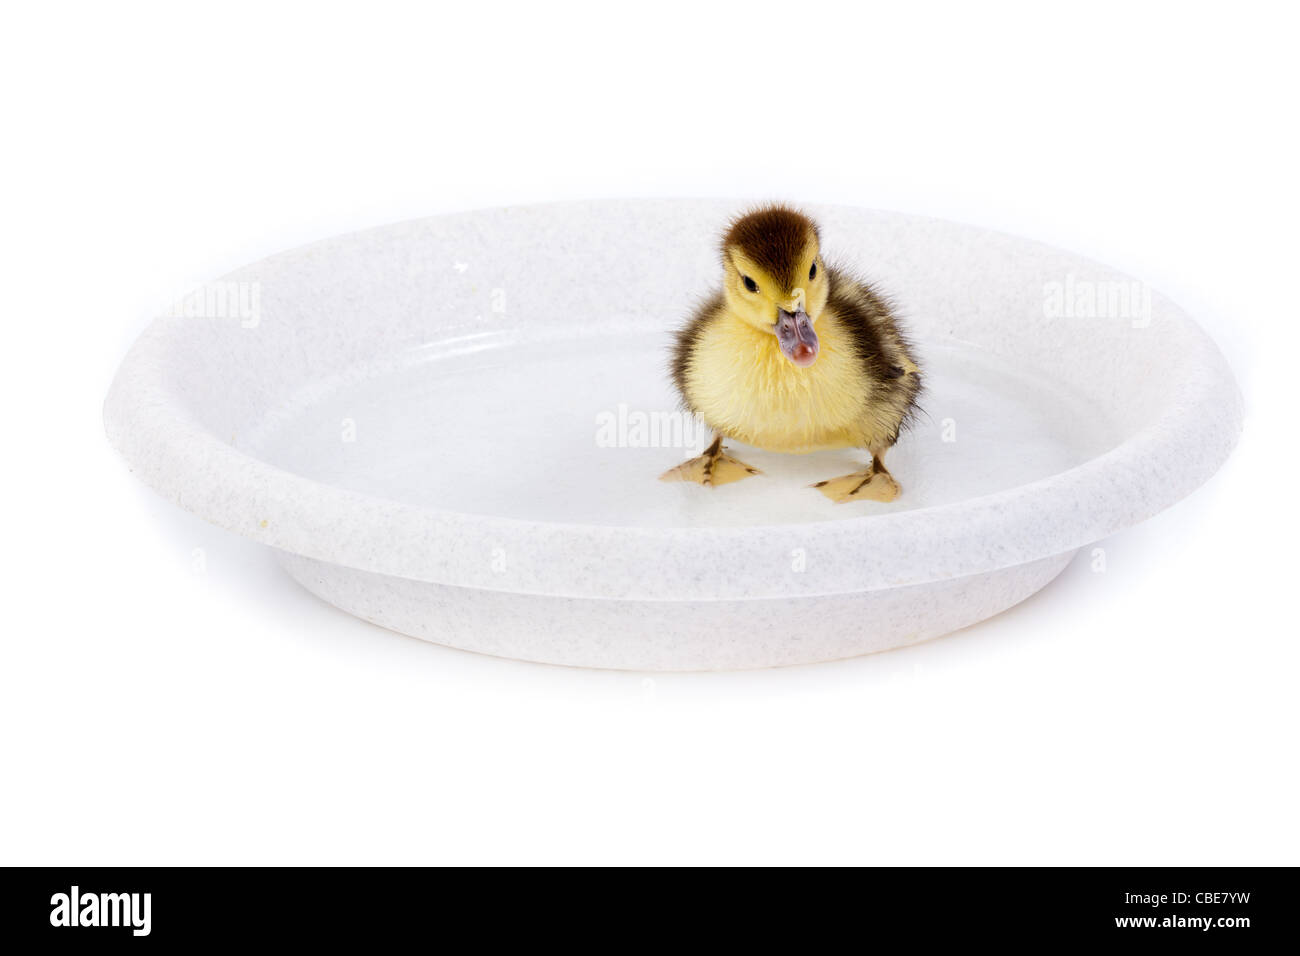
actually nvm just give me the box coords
[661,205,921,502]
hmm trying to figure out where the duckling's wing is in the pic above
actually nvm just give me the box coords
[826,267,923,440]
[669,290,725,408]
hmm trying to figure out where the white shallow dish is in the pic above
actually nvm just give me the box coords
[105,199,1242,670]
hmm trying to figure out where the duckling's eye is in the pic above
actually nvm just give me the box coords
[809,262,817,280]
[742,275,758,293]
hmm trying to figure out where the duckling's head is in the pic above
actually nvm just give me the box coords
[720,205,828,367]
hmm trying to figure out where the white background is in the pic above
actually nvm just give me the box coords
[2,2,1296,865]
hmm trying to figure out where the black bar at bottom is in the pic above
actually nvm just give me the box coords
[0,866,1289,945]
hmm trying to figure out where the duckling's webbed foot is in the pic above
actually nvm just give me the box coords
[659,436,761,488]
[812,451,901,503]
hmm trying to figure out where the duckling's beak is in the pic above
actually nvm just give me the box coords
[776,308,819,367]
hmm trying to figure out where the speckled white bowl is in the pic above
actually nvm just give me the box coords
[104,199,1242,670]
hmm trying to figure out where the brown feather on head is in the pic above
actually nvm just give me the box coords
[721,205,820,293]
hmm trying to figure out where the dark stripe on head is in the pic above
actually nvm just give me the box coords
[721,205,819,292]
